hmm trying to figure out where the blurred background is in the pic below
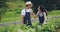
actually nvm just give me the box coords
[0,0,60,22]
[0,0,60,32]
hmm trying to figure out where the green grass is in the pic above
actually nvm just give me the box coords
[0,0,60,23]
[0,0,25,23]
[1,11,21,23]
[0,10,59,32]
[0,18,60,32]
[0,0,60,32]
[0,10,60,23]
[48,10,60,17]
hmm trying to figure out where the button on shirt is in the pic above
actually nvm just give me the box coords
[21,8,32,16]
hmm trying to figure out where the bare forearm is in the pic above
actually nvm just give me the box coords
[32,12,37,18]
[22,15,24,23]
[43,13,47,24]
[44,18,46,22]
[32,12,35,17]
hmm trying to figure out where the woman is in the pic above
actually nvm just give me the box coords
[34,5,47,26]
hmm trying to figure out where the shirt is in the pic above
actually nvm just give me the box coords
[21,8,32,16]
[37,12,46,17]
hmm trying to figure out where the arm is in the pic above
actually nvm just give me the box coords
[34,13,38,18]
[22,15,24,24]
[31,11,38,18]
[44,14,46,22]
[34,11,39,18]
[21,9,25,24]
[32,11,35,17]
[43,12,47,24]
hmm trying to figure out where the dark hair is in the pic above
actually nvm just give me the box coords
[26,5,29,7]
[39,5,48,16]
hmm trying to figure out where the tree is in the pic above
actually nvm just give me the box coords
[24,0,60,12]
[0,0,7,21]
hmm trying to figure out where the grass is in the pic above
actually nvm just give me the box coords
[0,0,60,23]
[0,10,60,23]
[0,0,25,23]
[0,0,60,32]
[0,25,19,32]
[0,18,60,32]
[1,11,21,23]
[0,12,60,32]
[47,10,60,17]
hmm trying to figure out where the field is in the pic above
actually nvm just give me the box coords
[0,0,25,23]
[0,0,60,23]
[0,10,60,23]
[0,0,60,32]
[0,10,60,32]
[0,18,60,32]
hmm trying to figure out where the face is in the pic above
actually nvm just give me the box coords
[38,6,42,12]
[28,4,32,8]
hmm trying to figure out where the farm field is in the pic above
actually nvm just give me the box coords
[0,0,60,32]
[0,10,60,32]
[0,18,60,32]
[0,10,60,23]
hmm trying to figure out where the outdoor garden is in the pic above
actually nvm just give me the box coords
[0,0,60,32]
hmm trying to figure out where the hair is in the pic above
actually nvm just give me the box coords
[39,5,48,16]
[26,5,29,7]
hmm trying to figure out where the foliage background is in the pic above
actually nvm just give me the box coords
[0,0,60,32]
